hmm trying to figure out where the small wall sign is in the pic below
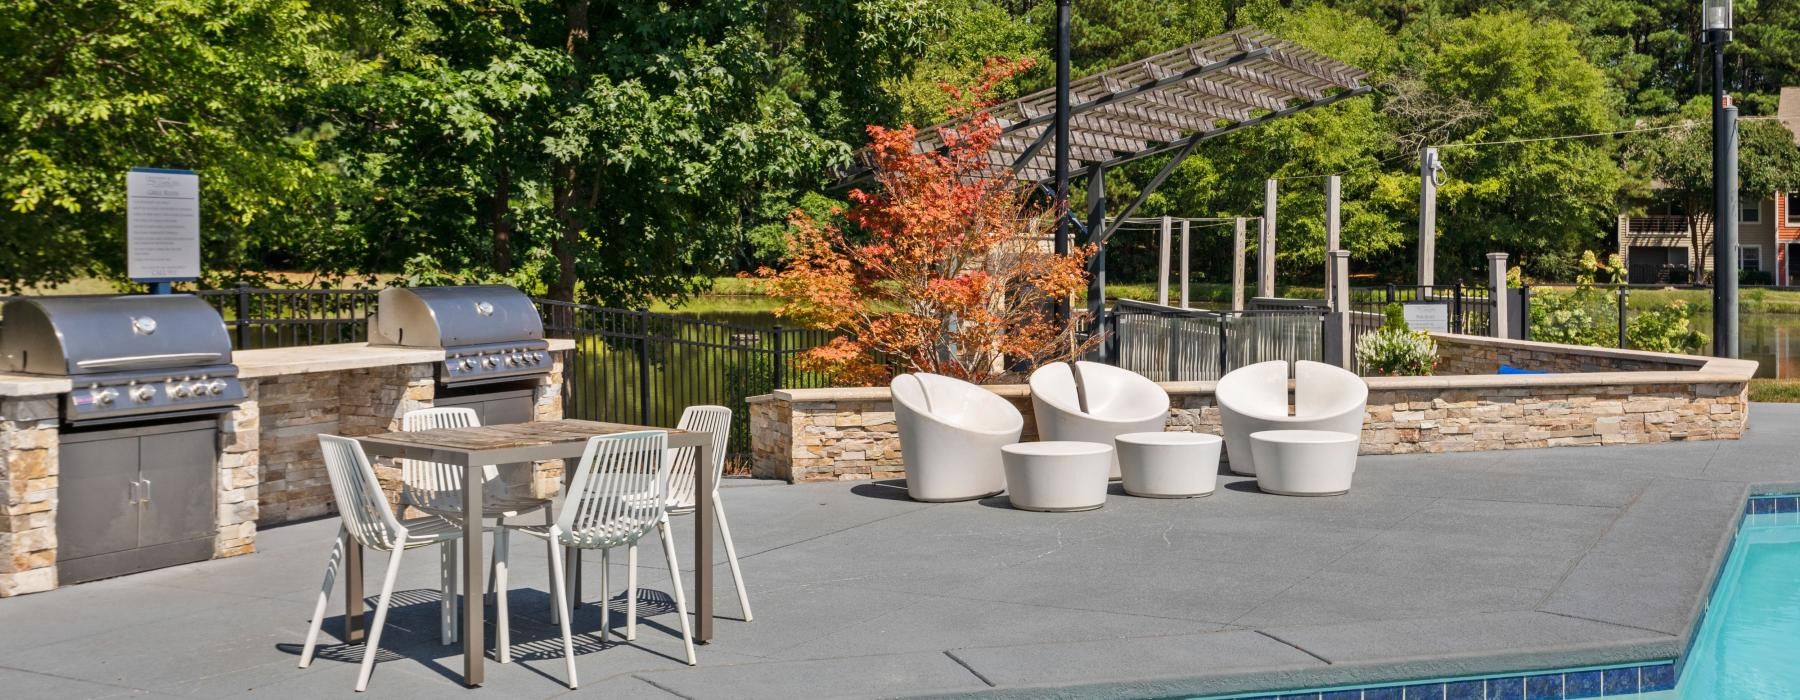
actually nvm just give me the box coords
[127,167,201,283]
[1402,302,1450,333]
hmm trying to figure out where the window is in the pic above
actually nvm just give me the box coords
[1743,200,1761,223]
[1741,244,1762,272]
[1789,193,1800,225]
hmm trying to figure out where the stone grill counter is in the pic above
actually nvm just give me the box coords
[0,340,571,597]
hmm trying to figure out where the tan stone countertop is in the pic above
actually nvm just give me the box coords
[235,338,576,379]
[0,373,71,398]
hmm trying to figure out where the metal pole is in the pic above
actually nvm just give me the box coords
[1718,104,1740,357]
[1158,215,1172,306]
[1260,180,1277,299]
[1520,284,1532,341]
[1086,165,1108,360]
[771,324,786,390]
[235,281,252,349]
[1618,286,1630,349]
[1179,219,1191,309]
[1326,175,1341,306]
[1419,147,1438,288]
[1330,251,1352,368]
[1232,217,1247,311]
[636,308,652,425]
[1052,0,1071,321]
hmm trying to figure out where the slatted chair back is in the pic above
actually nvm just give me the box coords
[556,431,670,549]
[400,407,482,511]
[318,435,407,551]
[668,406,730,510]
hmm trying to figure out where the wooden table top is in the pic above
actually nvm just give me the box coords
[359,419,696,455]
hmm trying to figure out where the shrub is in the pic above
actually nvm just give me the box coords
[1741,269,1775,285]
[1356,327,1438,376]
[1528,286,1618,347]
[1625,300,1708,354]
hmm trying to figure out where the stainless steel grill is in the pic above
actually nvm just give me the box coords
[368,285,550,387]
[0,295,246,425]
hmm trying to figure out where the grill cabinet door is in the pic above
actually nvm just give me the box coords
[137,425,218,547]
[56,434,142,561]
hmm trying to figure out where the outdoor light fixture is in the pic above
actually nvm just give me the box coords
[1705,0,1732,36]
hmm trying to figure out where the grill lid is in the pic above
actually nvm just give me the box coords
[369,285,544,349]
[0,295,233,376]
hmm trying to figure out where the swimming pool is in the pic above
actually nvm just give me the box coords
[1190,495,1800,699]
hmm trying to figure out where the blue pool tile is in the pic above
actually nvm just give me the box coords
[1362,688,1401,700]
[1641,663,1676,691]
[1602,667,1640,694]
[1402,684,1443,699]
[1563,670,1603,698]
[1486,676,1524,699]
[1444,680,1483,700]
[1751,498,1776,515]
[1320,691,1361,700]
[1276,694,1320,700]
[1525,673,1563,700]
[1781,497,1800,514]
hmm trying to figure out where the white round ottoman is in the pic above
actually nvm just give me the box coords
[1000,441,1113,512]
[1248,430,1359,496]
[1115,432,1221,498]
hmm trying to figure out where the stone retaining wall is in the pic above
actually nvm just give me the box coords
[0,397,58,596]
[749,335,1755,483]
[1435,335,1701,374]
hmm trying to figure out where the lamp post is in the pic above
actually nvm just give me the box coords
[1053,0,1071,316]
[1707,0,1739,358]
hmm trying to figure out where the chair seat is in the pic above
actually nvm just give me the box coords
[395,516,472,549]
[413,494,552,520]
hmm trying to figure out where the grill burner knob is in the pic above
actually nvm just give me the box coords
[172,384,190,399]
[505,355,518,367]
[130,386,156,403]
[482,357,497,369]
[95,388,118,405]
[206,380,226,396]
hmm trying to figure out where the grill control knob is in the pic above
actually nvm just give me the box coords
[172,384,190,398]
[206,380,227,396]
[482,357,497,369]
[130,386,156,403]
[95,388,118,405]
[505,355,518,367]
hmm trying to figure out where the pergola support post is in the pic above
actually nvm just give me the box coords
[1488,253,1510,339]
[1179,219,1191,308]
[1086,165,1108,360]
[1157,216,1172,306]
[1232,217,1248,311]
[1325,175,1341,307]
[1259,180,1277,299]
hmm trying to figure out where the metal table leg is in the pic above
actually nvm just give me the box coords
[462,467,484,686]
[695,440,715,643]
[343,531,365,644]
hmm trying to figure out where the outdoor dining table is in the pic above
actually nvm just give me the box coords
[353,418,717,688]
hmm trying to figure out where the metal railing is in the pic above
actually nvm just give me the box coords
[1110,300,1325,381]
[195,284,380,349]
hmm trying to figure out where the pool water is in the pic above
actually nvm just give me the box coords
[1190,499,1800,699]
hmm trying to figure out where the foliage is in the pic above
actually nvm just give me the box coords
[751,59,1094,385]
[1625,300,1708,354]
[1750,379,1800,404]
[1528,286,1621,347]
[1382,303,1409,331]
[1355,326,1438,376]
[1742,269,1776,285]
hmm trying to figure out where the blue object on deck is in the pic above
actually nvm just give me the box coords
[1497,365,1547,375]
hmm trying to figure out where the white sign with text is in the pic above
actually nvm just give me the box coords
[127,168,201,281]
[1402,302,1450,333]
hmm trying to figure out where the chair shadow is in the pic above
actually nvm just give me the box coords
[848,479,914,502]
[275,587,697,686]
[1222,479,1266,494]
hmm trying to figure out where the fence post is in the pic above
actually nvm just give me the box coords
[1520,284,1532,341]
[1487,253,1509,339]
[1617,286,1629,349]
[636,307,651,425]
[234,281,252,349]
[1216,313,1230,378]
[771,325,786,391]
[1385,283,1395,307]
[1452,282,1464,334]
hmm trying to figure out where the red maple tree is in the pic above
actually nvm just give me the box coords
[751,58,1094,385]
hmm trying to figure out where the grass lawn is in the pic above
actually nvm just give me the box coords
[1751,379,1800,403]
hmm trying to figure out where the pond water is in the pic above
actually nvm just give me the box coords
[661,296,1800,379]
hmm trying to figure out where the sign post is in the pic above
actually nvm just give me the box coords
[127,168,201,293]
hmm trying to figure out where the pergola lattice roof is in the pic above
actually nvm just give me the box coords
[909,27,1371,183]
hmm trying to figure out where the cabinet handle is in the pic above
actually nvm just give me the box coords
[128,481,139,505]
[140,479,151,503]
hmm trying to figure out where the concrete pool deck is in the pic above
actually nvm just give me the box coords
[5,404,1800,699]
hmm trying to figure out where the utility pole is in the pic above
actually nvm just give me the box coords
[1707,0,1738,358]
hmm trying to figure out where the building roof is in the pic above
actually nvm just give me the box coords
[889,27,1371,184]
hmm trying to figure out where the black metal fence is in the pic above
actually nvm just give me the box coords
[1346,283,1494,340]
[1109,300,1326,381]
[195,284,379,349]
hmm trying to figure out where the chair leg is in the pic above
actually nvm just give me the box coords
[598,548,611,643]
[545,509,561,624]
[546,539,578,689]
[354,546,406,692]
[716,498,753,622]
[657,521,698,666]
[439,542,458,645]
[488,515,504,598]
[494,529,512,663]
[299,527,347,668]
[626,543,639,641]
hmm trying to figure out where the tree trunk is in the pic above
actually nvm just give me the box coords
[488,168,513,274]
[545,0,590,303]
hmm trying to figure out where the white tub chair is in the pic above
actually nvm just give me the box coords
[1217,360,1368,476]
[1028,362,1170,479]
[891,373,1024,502]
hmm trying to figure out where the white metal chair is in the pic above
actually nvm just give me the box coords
[1217,360,1368,476]
[495,431,696,690]
[658,406,752,623]
[890,374,1023,501]
[300,435,476,692]
[1028,361,1170,479]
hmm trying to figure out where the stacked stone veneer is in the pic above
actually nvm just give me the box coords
[749,335,1756,483]
[1435,334,1700,374]
[0,396,57,595]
